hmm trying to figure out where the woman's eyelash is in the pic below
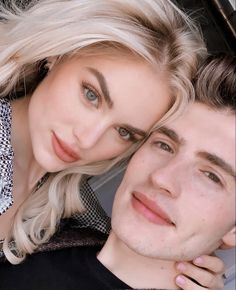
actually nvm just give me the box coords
[82,82,102,106]
[117,127,139,143]
[128,132,139,142]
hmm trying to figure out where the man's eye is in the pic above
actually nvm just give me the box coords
[154,141,174,153]
[203,171,222,185]
[83,86,99,107]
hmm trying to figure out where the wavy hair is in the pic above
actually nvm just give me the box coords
[0,0,206,263]
[195,54,236,113]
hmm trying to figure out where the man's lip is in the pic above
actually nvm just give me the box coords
[131,191,175,226]
[52,132,80,163]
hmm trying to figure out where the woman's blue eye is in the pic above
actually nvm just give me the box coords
[84,87,99,107]
[118,127,131,140]
[117,127,139,143]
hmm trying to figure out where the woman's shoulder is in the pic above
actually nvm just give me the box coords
[0,97,12,129]
[36,219,108,255]
[0,221,108,264]
[0,97,14,215]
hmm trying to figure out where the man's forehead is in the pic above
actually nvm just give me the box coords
[153,103,234,143]
[155,102,235,134]
[149,103,235,175]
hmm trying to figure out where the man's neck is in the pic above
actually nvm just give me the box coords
[97,231,180,289]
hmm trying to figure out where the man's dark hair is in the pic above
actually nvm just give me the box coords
[195,54,235,113]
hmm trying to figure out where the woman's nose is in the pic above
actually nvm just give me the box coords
[73,121,108,150]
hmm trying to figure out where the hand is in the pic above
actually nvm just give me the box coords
[175,255,225,290]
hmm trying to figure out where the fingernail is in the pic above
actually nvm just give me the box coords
[176,275,186,286]
[194,257,203,265]
[176,262,185,271]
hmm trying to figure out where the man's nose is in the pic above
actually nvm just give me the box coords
[73,120,108,150]
[150,159,182,198]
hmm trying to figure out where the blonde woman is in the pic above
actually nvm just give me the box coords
[0,1,225,288]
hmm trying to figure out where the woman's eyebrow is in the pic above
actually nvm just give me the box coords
[86,67,146,138]
[124,125,147,138]
[86,67,147,138]
[86,67,113,108]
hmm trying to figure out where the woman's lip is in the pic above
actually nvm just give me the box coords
[51,132,80,163]
[131,191,175,226]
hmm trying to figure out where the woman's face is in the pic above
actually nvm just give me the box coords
[28,53,171,172]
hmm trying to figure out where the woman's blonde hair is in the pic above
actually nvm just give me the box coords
[0,0,206,263]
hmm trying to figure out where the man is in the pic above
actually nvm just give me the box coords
[0,54,234,290]
[97,54,235,289]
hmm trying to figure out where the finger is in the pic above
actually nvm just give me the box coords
[176,262,224,289]
[193,255,225,274]
[176,274,211,290]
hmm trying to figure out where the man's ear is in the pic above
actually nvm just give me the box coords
[220,226,236,250]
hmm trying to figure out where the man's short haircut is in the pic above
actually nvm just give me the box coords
[194,54,236,113]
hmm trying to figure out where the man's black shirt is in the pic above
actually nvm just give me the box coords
[0,245,131,290]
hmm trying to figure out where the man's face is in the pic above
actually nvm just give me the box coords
[111,102,235,261]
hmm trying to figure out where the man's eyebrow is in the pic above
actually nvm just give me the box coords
[198,152,236,178]
[156,126,185,145]
[86,67,113,108]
